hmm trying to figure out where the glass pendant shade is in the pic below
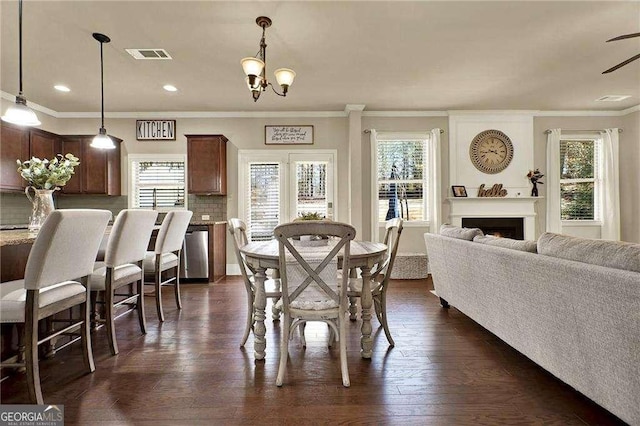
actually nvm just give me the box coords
[91,128,115,149]
[1,98,40,126]
[274,68,296,87]
[241,57,265,77]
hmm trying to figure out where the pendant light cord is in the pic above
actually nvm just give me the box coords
[18,0,23,95]
[100,39,105,129]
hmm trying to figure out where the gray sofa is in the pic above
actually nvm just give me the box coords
[424,229,640,425]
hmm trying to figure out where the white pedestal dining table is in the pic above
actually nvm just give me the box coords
[240,239,387,360]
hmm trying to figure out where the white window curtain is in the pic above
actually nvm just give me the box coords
[545,129,562,233]
[601,128,620,240]
[428,128,442,234]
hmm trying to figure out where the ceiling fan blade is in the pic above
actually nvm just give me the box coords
[602,53,640,74]
[606,32,640,42]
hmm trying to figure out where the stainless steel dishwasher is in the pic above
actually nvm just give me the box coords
[179,225,209,280]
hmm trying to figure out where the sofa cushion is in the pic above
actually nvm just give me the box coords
[537,232,640,273]
[439,224,483,241]
[473,235,538,253]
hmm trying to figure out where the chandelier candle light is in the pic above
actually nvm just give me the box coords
[241,16,296,102]
[91,32,116,149]
[1,0,41,126]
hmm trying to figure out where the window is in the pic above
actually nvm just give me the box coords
[129,154,187,211]
[374,136,428,223]
[559,139,601,221]
[239,150,336,242]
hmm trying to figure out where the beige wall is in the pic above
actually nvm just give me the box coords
[620,110,640,243]
[3,106,638,271]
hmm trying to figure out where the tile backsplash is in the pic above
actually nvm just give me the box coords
[0,192,226,225]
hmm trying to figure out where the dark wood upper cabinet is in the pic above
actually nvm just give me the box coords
[29,129,60,161]
[186,134,227,195]
[0,123,30,191]
[60,135,122,196]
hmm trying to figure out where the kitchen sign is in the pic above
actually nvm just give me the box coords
[265,125,314,145]
[136,120,176,140]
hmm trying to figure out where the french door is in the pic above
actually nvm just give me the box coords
[238,150,336,242]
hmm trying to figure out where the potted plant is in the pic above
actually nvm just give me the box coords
[17,153,80,232]
[293,212,330,246]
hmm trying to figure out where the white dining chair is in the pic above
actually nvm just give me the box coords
[0,209,111,404]
[89,209,158,355]
[228,218,281,347]
[347,217,403,346]
[144,210,193,322]
[274,221,355,387]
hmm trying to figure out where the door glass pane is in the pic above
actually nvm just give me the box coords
[248,163,280,241]
[295,161,328,219]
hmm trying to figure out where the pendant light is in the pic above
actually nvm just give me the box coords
[91,33,115,149]
[1,0,41,126]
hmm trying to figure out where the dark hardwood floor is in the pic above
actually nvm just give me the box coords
[1,276,625,425]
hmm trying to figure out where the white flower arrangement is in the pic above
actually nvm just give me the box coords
[16,154,80,190]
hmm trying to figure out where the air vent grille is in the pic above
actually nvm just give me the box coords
[125,48,172,60]
[595,95,631,102]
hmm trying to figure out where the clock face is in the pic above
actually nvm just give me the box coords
[469,130,514,174]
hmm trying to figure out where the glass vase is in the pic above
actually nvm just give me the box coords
[25,186,56,233]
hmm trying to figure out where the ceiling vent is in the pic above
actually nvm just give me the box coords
[125,48,172,60]
[595,95,631,102]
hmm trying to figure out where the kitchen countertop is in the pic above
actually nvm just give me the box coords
[189,221,227,226]
[0,226,115,247]
[0,229,36,246]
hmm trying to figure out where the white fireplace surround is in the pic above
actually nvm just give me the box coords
[447,197,542,240]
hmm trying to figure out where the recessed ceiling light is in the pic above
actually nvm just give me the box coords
[595,95,631,102]
[163,85,178,92]
[54,85,70,92]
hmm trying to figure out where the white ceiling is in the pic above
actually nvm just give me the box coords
[1,1,639,114]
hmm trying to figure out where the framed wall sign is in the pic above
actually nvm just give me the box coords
[136,120,176,140]
[265,125,314,145]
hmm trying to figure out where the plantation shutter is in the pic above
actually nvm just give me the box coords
[131,159,186,211]
[248,162,281,241]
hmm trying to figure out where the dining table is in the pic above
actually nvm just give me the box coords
[240,238,387,360]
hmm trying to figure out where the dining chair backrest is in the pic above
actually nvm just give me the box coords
[105,209,158,268]
[376,217,404,281]
[24,209,111,290]
[228,218,253,281]
[154,210,193,254]
[274,221,355,308]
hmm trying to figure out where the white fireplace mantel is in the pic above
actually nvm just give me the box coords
[447,197,543,240]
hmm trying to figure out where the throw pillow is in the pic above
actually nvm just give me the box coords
[440,224,483,241]
[473,235,538,253]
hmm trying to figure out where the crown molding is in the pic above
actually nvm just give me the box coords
[362,110,448,117]
[3,91,638,119]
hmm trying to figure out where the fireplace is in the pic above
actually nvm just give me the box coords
[462,217,525,240]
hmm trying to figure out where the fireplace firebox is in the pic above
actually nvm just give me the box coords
[462,217,524,240]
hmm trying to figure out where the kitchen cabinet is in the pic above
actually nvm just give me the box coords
[29,128,60,161]
[0,123,29,191]
[60,135,122,195]
[186,134,227,195]
[1,124,61,192]
[209,222,227,282]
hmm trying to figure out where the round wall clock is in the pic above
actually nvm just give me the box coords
[469,129,514,174]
